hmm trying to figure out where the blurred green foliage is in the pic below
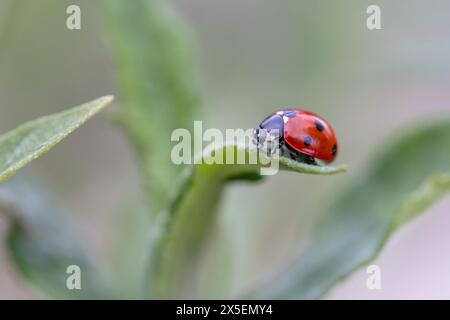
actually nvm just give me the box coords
[4,177,113,299]
[0,0,449,300]
[0,96,113,298]
[101,0,201,215]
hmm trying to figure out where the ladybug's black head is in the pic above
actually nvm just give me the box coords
[253,114,284,145]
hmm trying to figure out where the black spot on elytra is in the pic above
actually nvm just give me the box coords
[304,136,312,147]
[315,120,324,132]
[332,144,337,156]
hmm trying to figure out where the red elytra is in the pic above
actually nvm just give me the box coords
[282,110,337,162]
[257,109,338,163]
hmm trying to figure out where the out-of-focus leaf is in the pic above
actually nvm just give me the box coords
[0,177,113,299]
[107,197,154,298]
[0,96,113,184]
[154,142,346,298]
[250,117,450,299]
[101,0,200,214]
[0,95,113,298]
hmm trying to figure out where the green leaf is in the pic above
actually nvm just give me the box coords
[1,177,113,299]
[153,142,346,298]
[101,0,201,214]
[0,95,113,184]
[0,96,113,298]
[107,197,154,298]
[249,117,450,299]
[101,0,201,298]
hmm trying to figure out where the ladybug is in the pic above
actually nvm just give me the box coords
[253,109,338,165]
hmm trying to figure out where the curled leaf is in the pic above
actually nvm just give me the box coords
[153,141,346,298]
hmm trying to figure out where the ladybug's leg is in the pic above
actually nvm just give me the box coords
[280,143,296,160]
[280,144,317,165]
[303,155,317,165]
[293,152,316,165]
[274,140,284,156]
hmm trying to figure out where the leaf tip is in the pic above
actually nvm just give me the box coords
[100,95,115,105]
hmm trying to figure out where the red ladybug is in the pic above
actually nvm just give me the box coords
[254,109,338,165]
